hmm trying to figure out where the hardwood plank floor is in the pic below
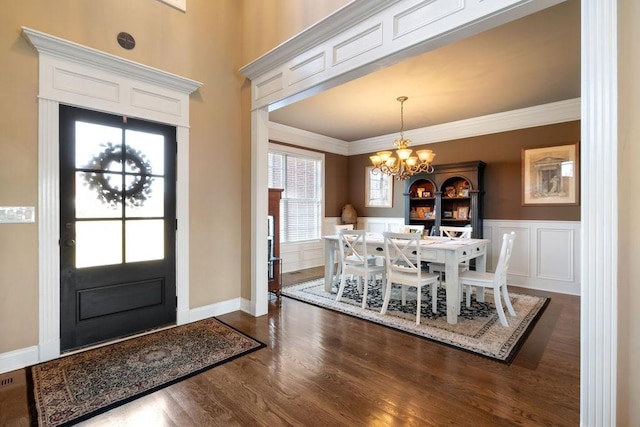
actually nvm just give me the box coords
[1,268,579,426]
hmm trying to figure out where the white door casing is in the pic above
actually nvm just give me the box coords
[22,27,202,362]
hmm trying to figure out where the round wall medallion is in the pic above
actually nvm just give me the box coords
[117,32,136,50]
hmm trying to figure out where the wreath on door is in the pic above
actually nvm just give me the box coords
[83,142,154,207]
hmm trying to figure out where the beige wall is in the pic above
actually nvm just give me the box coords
[349,122,581,221]
[0,0,246,353]
[618,0,640,424]
[241,0,352,64]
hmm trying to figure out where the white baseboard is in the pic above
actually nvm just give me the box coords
[0,345,39,375]
[0,296,247,375]
[188,297,242,323]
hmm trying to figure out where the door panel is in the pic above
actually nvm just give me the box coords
[59,105,176,352]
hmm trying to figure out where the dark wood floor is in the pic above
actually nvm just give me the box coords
[1,267,580,426]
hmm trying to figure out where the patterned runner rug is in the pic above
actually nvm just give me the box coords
[28,318,265,426]
[282,279,548,363]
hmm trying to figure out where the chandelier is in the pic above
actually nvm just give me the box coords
[369,96,435,180]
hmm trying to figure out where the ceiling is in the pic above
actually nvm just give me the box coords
[268,0,580,143]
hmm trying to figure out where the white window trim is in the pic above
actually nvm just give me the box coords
[268,142,325,244]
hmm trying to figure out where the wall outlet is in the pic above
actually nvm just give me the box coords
[0,206,36,223]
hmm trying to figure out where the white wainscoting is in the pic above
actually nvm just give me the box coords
[280,241,325,274]
[330,217,580,296]
[483,219,580,296]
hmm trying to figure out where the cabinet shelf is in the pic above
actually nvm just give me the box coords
[404,161,485,238]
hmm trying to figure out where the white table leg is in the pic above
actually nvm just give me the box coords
[324,239,337,292]
[445,250,460,324]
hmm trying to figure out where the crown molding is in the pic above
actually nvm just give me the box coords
[268,121,349,156]
[348,97,581,155]
[273,97,581,157]
[22,27,202,94]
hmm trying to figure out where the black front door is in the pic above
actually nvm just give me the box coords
[59,105,177,352]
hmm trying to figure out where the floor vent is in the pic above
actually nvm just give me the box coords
[0,372,23,390]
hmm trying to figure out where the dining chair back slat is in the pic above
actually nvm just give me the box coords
[381,232,440,324]
[439,226,472,239]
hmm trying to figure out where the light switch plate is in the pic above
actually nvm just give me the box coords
[0,206,36,223]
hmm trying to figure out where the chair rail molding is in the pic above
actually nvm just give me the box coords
[21,27,202,367]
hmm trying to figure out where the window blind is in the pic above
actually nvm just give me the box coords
[268,148,323,243]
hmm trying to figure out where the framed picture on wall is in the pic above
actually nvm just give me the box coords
[522,142,580,206]
[365,166,393,207]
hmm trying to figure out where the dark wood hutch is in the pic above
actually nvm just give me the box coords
[404,161,486,238]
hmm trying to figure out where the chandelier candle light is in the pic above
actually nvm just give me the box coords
[369,96,436,180]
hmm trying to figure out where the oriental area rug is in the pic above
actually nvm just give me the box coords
[282,278,548,364]
[27,318,265,427]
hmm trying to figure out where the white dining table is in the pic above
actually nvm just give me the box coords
[322,233,489,325]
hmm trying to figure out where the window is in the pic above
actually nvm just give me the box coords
[365,166,393,207]
[268,144,324,243]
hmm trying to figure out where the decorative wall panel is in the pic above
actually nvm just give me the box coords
[130,88,183,117]
[289,53,326,85]
[393,0,464,39]
[255,72,284,102]
[333,24,383,65]
[537,228,575,281]
[53,68,120,102]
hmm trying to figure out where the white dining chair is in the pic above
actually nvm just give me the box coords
[381,231,440,325]
[332,224,354,286]
[335,229,386,309]
[459,232,516,327]
[428,226,473,298]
